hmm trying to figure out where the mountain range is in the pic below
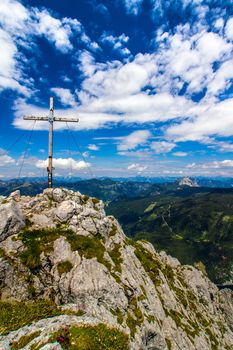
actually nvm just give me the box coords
[0,177,232,284]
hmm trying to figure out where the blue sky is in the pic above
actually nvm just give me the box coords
[1,0,233,178]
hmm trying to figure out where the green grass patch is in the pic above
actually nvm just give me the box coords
[108,244,123,273]
[10,331,41,350]
[133,242,163,287]
[18,227,67,269]
[110,308,124,325]
[0,300,61,335]
[50,323,129,350]
[109,224,118,237]
[57,261,73,276]
[126,297,144,337]
[17,227,111,272]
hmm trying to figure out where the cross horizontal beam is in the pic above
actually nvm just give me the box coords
[54,117,79,122]
[23,97,79,189]
[23,116,79,122]
[23,116,48,121]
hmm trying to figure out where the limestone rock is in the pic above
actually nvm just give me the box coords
[0,188,232,350]
[0,201,24,242]
[55,200,76,222]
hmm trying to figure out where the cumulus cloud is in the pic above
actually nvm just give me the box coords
[100,32,130,56]
[36,158,90,170]
[166,98,233,141]
[88,144,99,151]
[127,163,147,171]
[0,155,15,166]
[4,0,233,163]
[0,0,28,33]
[36,10,78,53]
[0,0,98,95]
[150,141,176,153]
[225,17,233,41]
[117,130,151,151]
[187,159,233,169]
[51,88,77,107]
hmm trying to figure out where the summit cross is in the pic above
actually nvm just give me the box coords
[23,97,79,188]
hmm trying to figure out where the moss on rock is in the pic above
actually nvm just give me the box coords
[0,300,61,335]
[57,260,73,276]
[10,331,41,350]
[49,323,129,350]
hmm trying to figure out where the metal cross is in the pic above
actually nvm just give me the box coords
[23,97,79,188]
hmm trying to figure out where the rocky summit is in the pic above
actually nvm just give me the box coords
[0,188,232,350]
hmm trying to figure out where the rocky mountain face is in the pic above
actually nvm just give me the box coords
[178,178,199,188]
[0,188,232,350]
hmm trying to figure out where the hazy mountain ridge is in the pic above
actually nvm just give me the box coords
[0,176,233,197]
[0,178,232,284]
[0,188,232,350]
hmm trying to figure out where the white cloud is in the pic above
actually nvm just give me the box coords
[152,27,232,95]
[82,151,89,158]
[207,60,233,96]
[122,0,143,15]
[36,158,90,170]
[51,88,77,107]
[225,17,233,41]
[166,98,233,141]
[206,160,233,168]
[100,32,130,56]
[0,0,98,95]
[0,155,15,166]
[88,144,99,151]
[187,159,233,169]
[0,0,28,33]
[0,28,29,94]
[117,130,151,151]
[150,141,176,153]
[173,151,188,157]
[36,10,82,53]
[5,2,233,156]
[217,142,233,153]
[80,54,156,98]
[127,163,147,172]
[13,98,121,131]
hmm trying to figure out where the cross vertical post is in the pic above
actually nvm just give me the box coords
[23,97,79,188]
[48,97,54,188]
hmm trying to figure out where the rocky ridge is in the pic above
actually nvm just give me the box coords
[0,188,232,350]
[178,178,199,187]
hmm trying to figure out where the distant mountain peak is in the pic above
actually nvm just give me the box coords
[178,177,199,187]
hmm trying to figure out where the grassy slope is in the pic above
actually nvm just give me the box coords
[107,189,233,284]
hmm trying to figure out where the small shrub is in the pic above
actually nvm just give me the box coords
[126,297,144,337]
[51,323,129,350]
[108,244,123,273]
[92,198,100,204]
[0,300,61,335]
[133,242,162,287]
[110,308,124,324]
[82,195,89,203]
[57,260,73,276]
[109,224,118,237]
[10,331,41,350]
